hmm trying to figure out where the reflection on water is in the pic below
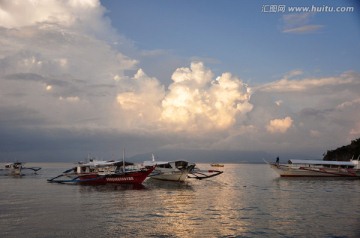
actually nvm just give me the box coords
[1,163,360,237]
[78,183,147,192]
[145,178,195,190]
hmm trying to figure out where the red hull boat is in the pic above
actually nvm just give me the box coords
[76,169,154,185]
[48,160,155,185]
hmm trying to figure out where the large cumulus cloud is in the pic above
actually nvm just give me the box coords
[115,62,253,133]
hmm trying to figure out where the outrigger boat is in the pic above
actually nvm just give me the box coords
[0,162,41,176]
[47,159,155,185]
[268,157,360,177]
[144,155,223,182]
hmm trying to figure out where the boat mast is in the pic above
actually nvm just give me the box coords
[122,148,125,173]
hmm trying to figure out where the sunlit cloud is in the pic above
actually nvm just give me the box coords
[161,62,253,131]
[0,0,104,30]
[115,62,253,132]
[257,72,357,92]
[45,85,53,91]
[266,116,293,133]
[275,100,282,106]
[115,69,165,129]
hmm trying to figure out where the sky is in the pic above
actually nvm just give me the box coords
[0,0,359,162]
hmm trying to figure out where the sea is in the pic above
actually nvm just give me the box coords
[1,163,360,238]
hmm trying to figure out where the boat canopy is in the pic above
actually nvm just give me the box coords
[143,160,188,166]
[78,160,133,167]
[288,159,356,166]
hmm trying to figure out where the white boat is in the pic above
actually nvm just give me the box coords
[0,162,41,176]
[144,159,195,182]
[144,154,223,182]
[268,158,360,177]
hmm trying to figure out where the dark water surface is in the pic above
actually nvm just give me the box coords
[1,163,360,237]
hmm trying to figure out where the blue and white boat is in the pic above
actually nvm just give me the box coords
[0,162,41,176]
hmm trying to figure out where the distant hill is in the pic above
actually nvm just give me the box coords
[323,138,360,161]
[129,149,272,164]
[129,149,320,164]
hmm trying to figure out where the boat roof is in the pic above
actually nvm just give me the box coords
[289,159,356,166]
[78,160,133,167]
[78,160,114,167]
[5,162,23,164]
[143,160,189,166]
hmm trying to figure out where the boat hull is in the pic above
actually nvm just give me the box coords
[149,171,189,182]
[49,167,155,185]
[78,170,151,185]
[0,168,21,176]
[270,164,360,177]
[147,163,196,182]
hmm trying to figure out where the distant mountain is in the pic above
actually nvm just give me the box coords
[129,149,272,164]
[129,149,319,164]
[323,138,360,161]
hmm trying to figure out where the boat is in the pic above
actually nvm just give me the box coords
[211,163,224,167]
[0,162,41,176]
[144,159,195,182]
[144,154,223,182]
[47,159,155,185]
[268,158,360,177]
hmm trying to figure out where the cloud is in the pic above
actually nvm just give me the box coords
[2,0,254,141]
[257,71,357,93]
[0,0,108,36]
[0,0,137,131]
[282,13,324,34]
[266,117,293,133]
[59,96,80,102]
[283,25,323,34]
[161,62,253,131]
[310,130,321,138]
[115,69,165,130]
[1,0,360,160]
[336,98,360,110]
[243,71,360,153]
[115,62,253,132]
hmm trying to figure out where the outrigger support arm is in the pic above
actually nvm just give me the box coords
[22,167,42,172]
[47,174,106,184]
[187,169,223,180]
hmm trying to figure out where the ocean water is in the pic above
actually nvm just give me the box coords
[1,163,360,238]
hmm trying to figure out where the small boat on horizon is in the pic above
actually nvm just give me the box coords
[0,162,41,176]
[211,163,224,167]
[267,157,360,177]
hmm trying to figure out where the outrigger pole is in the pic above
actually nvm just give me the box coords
[47,174,106,184]
[188,169,223,180]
